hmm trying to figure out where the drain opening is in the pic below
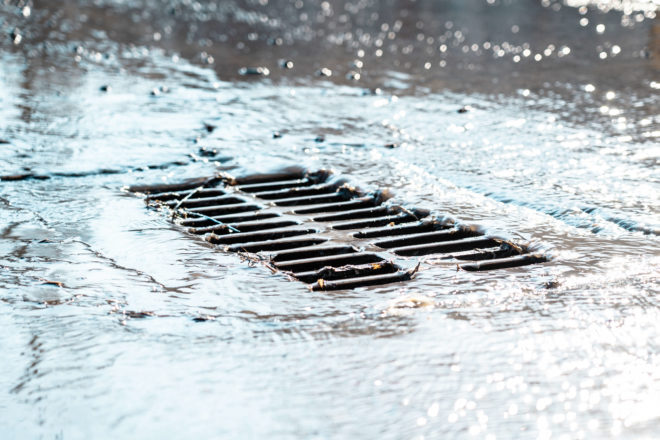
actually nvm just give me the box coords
[129,168,548,290]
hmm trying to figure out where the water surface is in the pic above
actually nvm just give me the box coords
[1,0,659,438]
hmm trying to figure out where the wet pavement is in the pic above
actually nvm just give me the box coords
[1,0,659,438]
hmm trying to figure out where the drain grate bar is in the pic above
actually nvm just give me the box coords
[374,228,481,248]
[295,261,399,283]
[461,254,548,271]
[231,170,307,185]
[445,245,519,261]
[309,271,412,291]
[129,168,548,290]
[129,177,218,194]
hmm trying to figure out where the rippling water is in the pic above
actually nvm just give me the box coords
[1,0,659,438]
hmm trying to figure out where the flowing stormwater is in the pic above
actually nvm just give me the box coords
[1,0,659,438]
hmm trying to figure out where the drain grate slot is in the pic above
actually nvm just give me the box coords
[130,168,548,290]
[146,188,226,202]
[374,228,481,249]
[207,227,317,245]
[179,212,279,228]
[254,184,340,200]
[353,221,447,239]
[294,197,380,214]
[313,206,392,222]
[332,213,419,230]
[237,179,316,193]
[275,253,384,273]
[393,236,501,256]
[274,192,354,207]
[162,195,245,209]
[272,245,357,262]
[189,220,300,235]
[187,203,262,217]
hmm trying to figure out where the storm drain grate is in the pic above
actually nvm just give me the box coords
[128,169,547,290]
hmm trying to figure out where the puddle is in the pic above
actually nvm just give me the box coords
[1,0,659,438]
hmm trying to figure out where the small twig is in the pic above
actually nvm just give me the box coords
[407,259,423,279]
[183,212,240,233]
[172,185,204,211]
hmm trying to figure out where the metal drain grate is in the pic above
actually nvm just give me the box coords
[128,169,547,290]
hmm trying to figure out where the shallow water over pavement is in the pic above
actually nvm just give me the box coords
[1,0,659,438]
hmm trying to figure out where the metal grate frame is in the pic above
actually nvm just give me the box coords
[128,169,547,290]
